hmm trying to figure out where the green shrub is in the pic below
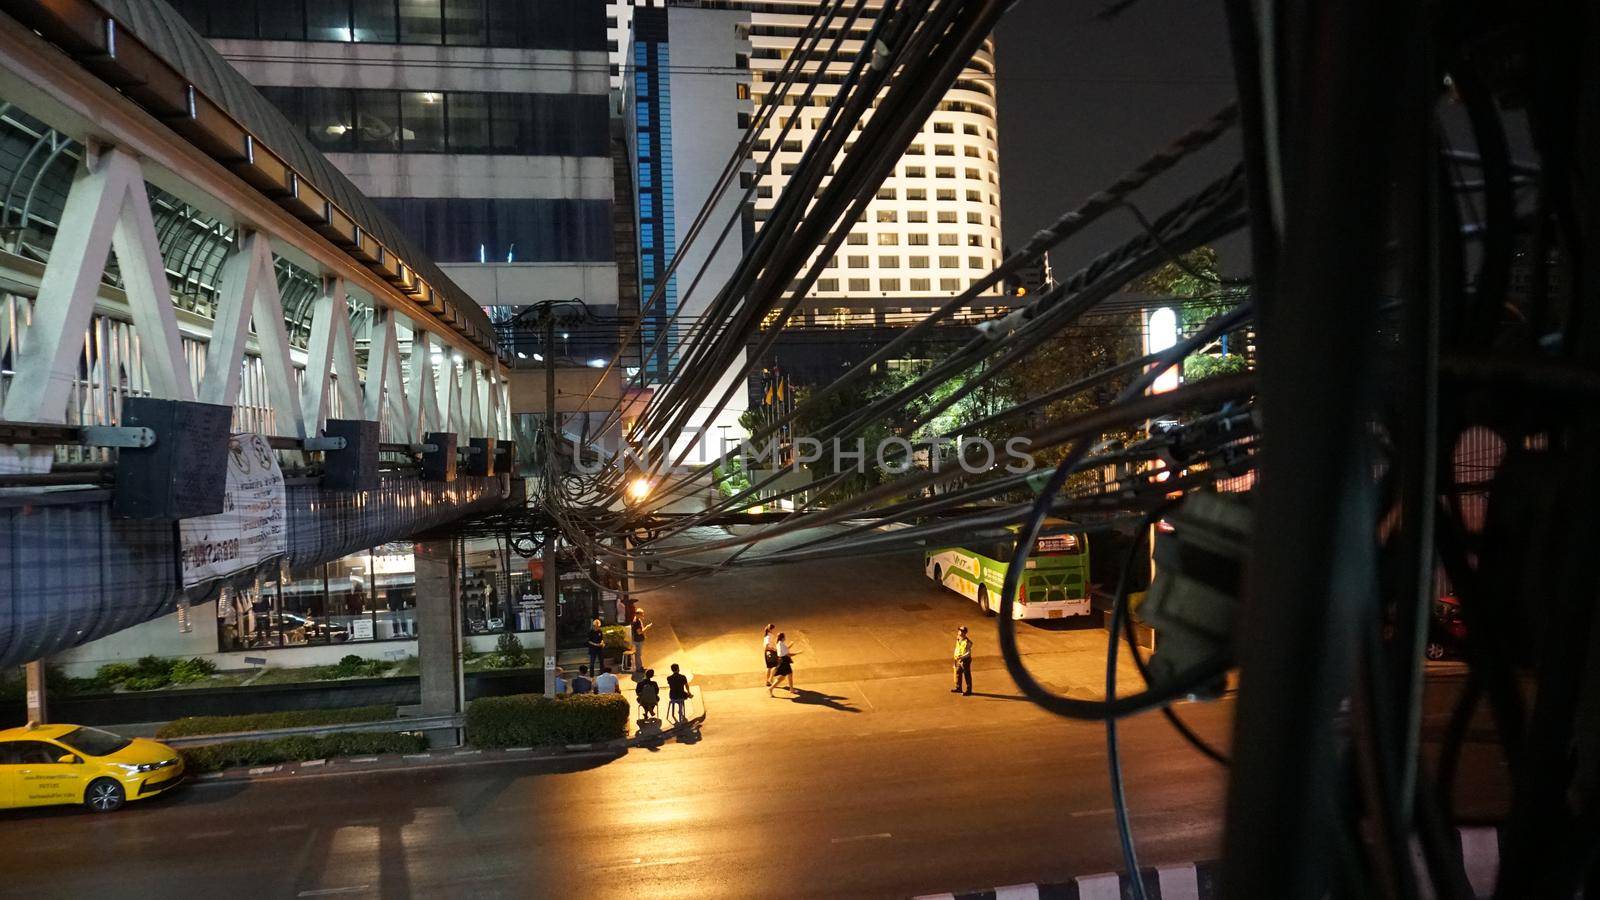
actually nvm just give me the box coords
[156,705,398,739]
[123,674,170,692]
[465,693,629,749]
[94,662,136,686]
[169,657,218,685]
[494,633,527,667]
[601,626,629,653]
[312,654,389,680]
[179,731,427,774]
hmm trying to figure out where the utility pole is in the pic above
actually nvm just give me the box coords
[542,309,558,698]
[24,659,46,723]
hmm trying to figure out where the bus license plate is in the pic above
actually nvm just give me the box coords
[1048,610,1063,619]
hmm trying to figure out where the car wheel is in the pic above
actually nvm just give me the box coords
[1424,641,1446,661]
[978,586,995,617]
[932,564,942,586]
[85,778,125,813]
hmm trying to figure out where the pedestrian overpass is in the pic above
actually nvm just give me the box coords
[0,0,521,674]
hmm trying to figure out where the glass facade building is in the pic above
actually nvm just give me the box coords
[171,0,606,51]
[630,14,677,382]
[215,540,599,651]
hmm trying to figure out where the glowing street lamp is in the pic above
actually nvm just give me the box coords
[627,477,653,504]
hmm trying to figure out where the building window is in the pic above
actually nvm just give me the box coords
[935,144,955,156]
[907,188,927,201]
[444,0,487,45]
[353,0,399,42]
[876,210,897,223]
[879,255,900,267]
[445,92,492,152]
[847,232,868,245]
[880,278,901,292]
[370,197,616,263]
[876,188,897,200]
[907,211,928,224]
[967,190,983,202]
[878,233,899,245]
[817,278,839,292]
[355,89,401,152]
[848,278,870,292]
[969,256,984,268]
[936,167,956,179]
[908,143,925,155]
[400,91,447,152]
[736,83,751,100]
[969,235,983,247]
[910,256,929,268]
[938,211,958,224]
[967,212,982,224]
[847,255,869,268]
[937,189,956,201]
[941,278,961,291]
[399,0,444,44]
[911,278,931,291]
[908,232,929,244]
[940,255,959,268]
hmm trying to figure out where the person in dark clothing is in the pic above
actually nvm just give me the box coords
[586,618,605,675]
[629,608,652,669]
[666,663,691,724]
[952,626,973,695]
[635,668,660,722]
[571,665,594,694]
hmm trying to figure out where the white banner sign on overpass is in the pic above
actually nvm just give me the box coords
[179,433,287,588]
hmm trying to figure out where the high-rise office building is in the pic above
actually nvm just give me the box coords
[620,0,1004,310]
[170,0,619,316]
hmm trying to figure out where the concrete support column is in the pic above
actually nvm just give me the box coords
[414,539,464,746]
[24,660,47,723]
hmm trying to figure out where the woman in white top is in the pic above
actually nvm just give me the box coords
[769,632,797,696]
[763,623,777,687]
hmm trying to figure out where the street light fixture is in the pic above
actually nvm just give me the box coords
[627,477,653,503]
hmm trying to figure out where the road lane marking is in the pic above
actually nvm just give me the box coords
[1076,873,1122,900]
[296,887,369,897]
[593,856,701,870]
[1069,807,1115,817]
[995,885,1041,900]
[830,832,892,844]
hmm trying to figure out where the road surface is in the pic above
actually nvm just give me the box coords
[2,534,1494,898]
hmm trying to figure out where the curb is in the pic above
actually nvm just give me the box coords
[188,742,625,785]
[915,827,1502,900]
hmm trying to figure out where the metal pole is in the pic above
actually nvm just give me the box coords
[24,660,47,723]
[542,309,558,698]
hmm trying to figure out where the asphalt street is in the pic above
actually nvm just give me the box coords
[1,536,1498,899]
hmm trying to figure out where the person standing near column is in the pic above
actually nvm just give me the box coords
[630,607,652,669]
[586,618,605,675]
[952,626,973,695]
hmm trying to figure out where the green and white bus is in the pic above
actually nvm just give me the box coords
[925,522,1092,620]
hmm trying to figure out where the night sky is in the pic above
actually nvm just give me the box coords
[994,0,1246,277]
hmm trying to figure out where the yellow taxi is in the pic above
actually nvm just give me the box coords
[0,722,184,813]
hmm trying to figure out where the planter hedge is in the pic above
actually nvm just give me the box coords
[179,732,427,774]
[466,693,629,749]
[156,705,397,739]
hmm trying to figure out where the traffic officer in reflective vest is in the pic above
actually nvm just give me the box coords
[952,626,973,695]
